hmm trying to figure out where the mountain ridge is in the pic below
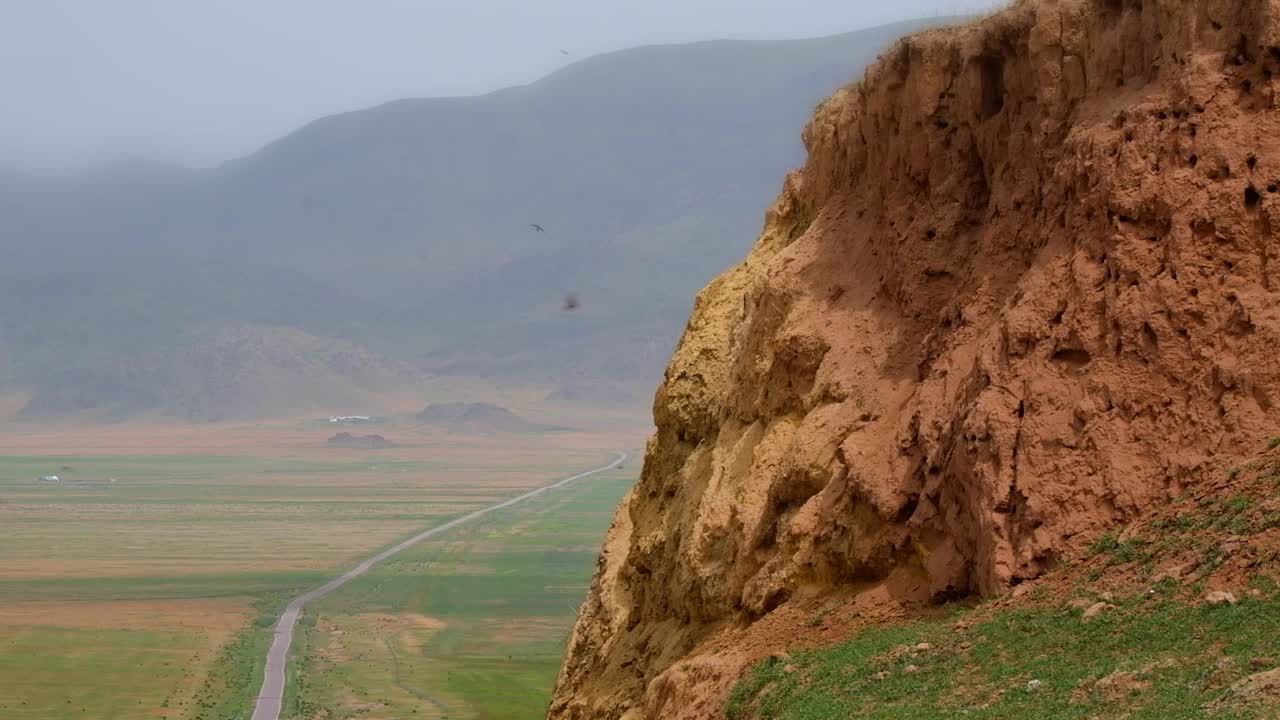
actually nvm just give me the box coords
[0,19,952,420]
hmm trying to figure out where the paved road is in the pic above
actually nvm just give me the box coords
[250,451,628,720]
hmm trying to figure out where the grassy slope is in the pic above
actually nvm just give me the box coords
[729,596,1280,720]
[727,446,1280,720]
[291,465,636,719]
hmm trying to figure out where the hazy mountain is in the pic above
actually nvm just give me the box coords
[0,19,947,420]
[16,323,419,422]
[415,402,552,433]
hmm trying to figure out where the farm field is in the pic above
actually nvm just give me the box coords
[288,465,635,720]
[0,412,642,720]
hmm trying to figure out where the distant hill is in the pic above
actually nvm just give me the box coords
[326,432,394,449]
[415,402,552,433]
[0,19,950,420]
[543,381,645,406]
[15,323,419,422]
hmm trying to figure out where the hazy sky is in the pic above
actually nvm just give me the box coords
[2,0,1001,172]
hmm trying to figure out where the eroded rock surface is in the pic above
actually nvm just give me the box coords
[551,2,1280,717]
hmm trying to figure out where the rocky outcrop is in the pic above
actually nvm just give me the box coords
[550,1,1280,718]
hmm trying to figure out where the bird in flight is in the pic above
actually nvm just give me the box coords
[530,224,545,232]
[563,293,580,311]
[560,49,571,56]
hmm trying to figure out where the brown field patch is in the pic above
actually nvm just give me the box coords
[314,612,449,664]
[0,597,250,631]
[317,640,351,665]
[488,616,566,645]
[0,518,436,579]
[354,612,448,632]
[0,598,252,720]
[339,691,388,715]
[0,411,642,461]
[434,563,499,575]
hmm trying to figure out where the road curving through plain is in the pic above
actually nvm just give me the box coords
[250,451,628,720]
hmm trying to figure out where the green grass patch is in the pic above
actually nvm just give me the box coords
[727,594,1280,720]
[1088,533,1153,566]
[0,625,207,720]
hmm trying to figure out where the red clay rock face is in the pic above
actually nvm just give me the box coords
[550,2,1280,718]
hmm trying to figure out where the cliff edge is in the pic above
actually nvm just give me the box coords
[551,1,1280,717]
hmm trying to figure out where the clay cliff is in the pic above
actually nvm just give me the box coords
[549,1,1280,718]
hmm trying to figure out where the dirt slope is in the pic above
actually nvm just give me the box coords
[549,1,1280,718]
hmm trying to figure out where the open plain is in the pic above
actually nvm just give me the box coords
[286,462,636,719]
[0,405,643,719]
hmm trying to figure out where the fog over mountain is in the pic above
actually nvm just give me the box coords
[2,1,997,171]
[1,17,960,420]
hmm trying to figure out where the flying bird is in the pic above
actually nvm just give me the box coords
[560,49,571,56]
[530,224,545,232]
[563,293,580,311]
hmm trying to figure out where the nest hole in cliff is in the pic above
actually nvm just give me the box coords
[895,494,921,524]
[1192,212,1213,235]
[1051,348,1093,369]
[1098,0,1143,21]
[1252,385,1273,412]
[1231,33,1254,68]
[1248,154,1258,170]
[1141,323,1159,352]
[1246,185,1262,210]
[978,54,1006,119]
[964,142,992,210]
